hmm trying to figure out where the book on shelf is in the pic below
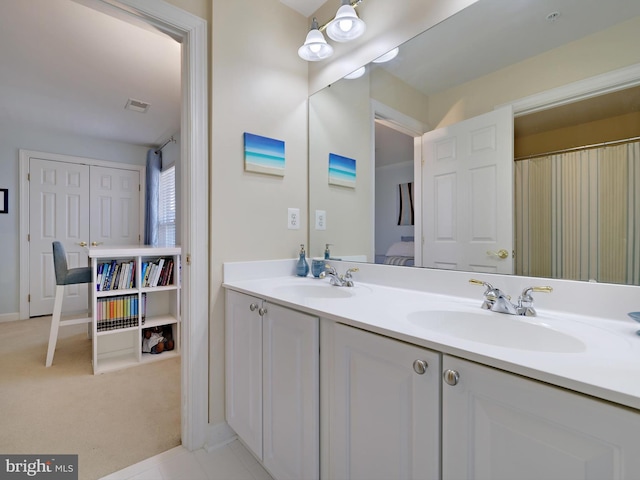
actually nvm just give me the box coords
[96,294,139,331]
[96,259,136,291]
[141,257,174,287]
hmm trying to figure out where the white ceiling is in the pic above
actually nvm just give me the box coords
[279,0,328,18]
[0,0,181,148]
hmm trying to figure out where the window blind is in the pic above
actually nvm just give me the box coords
[158,165,176,246]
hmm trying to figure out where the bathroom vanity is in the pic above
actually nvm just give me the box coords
[223,260,640,480]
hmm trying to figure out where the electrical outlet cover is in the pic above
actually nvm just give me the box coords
[315,210,326,230]
[288,208,300,230]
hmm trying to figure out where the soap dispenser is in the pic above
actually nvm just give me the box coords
[296,244,309,277]
[324,244,332,260]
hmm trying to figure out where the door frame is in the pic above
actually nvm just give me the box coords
[19,150,145,317]
[500,62,640,117]
[371,100,426,266]
[18,0,209,452]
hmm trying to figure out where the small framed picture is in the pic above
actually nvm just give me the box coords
[0,189,7,214]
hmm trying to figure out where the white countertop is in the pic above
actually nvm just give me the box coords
[223,271,640,412]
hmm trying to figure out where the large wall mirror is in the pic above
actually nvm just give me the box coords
[309,0,640,286]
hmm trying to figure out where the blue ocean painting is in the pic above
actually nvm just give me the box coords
[244,132,285,176]
[328,153,356,188]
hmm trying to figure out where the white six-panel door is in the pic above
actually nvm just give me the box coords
[28,157,141,317]
[422,106,514,273]
[90,165,141,246]
[29,158,91,316]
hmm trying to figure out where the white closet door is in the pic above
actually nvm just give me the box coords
[29,159,142,317]
[90,165,141,246]
[29,158,90,316]
[422,106,514,273]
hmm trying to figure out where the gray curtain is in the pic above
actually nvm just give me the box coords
[145,149,162,245]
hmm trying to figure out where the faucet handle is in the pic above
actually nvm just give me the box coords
[521,285,553,296]
[517,285,553,316]
[470,279,498,309]
[345,267,359,279]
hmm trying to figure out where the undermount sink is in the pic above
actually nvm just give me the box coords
[273,284,354,299]
[406,310,586,353]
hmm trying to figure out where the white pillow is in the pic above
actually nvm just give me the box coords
[385,241,414,257]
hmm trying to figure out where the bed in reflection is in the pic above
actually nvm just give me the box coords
[376,236,415,266]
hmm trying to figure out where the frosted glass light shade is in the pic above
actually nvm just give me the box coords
[344,66,366,79]
[372,47,399,64]
[298,28,333,61]
[326,4,366,42]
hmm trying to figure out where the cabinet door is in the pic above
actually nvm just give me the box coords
[225,290,263,458]
[263,302,319,480]
[442,355,640,480]
[326,322,441,480]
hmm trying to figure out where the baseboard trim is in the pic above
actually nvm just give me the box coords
[0,312,20,323]
[203,422,237,452]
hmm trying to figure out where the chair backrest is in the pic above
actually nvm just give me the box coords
[52,241,69,286]
[52,241,92,286]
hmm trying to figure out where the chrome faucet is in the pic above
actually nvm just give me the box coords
[469,279,552,316]
[516,285,553,316]
[320,265,359,287]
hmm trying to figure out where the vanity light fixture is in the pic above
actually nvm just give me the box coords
[298,1,365,62]
[326,0,366,43]
[344,66,366,79]
[298,17,334,61]
[372,47,399,64]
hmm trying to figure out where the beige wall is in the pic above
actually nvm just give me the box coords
[427,15,640,129]
[208,0,309,424]
[516,111,640,158]
[309,69,373,260]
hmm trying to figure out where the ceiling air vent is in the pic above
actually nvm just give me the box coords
[125,98,151,113]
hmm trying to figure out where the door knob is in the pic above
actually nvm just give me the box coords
[78,241,88,247]
[413,359,428,374]
[443,369,460,386]
[249,303,259,312]
[486,249,509,259]
[91,241,103,247]
[258,307,267,316]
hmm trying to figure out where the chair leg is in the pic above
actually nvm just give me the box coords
[46,285,65,367]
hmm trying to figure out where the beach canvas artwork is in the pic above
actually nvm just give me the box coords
[244,132,285,176]
[328,153,356,188]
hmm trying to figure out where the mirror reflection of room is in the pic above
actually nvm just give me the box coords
[309,0,640,286]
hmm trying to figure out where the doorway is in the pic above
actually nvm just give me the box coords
[16,0,208,451]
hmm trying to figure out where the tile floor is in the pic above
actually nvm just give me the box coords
[100,439,274,480]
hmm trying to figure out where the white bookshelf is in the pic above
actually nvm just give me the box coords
[89,245,181,375]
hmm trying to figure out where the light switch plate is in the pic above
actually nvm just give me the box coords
[315,210,326,230]
[288,208,300,230]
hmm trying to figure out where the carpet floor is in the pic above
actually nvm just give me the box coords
[0,316,181,480]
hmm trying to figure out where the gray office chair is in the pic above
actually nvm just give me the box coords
[45,241,93,367]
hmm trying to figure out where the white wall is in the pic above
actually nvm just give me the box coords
[375,162,415,260]
[0,121,147,318]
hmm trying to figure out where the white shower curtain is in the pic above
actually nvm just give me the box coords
[515,140,640,285]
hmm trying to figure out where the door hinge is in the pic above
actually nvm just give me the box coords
[27,234,30,242]
[27,173,30,181]
[28,294,30,303]
[139,184,141,192]
[186,254,191,265]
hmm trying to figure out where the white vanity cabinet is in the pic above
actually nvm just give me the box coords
[225,290,319,480]
[442,355,640,480]
[322,321,441,480]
